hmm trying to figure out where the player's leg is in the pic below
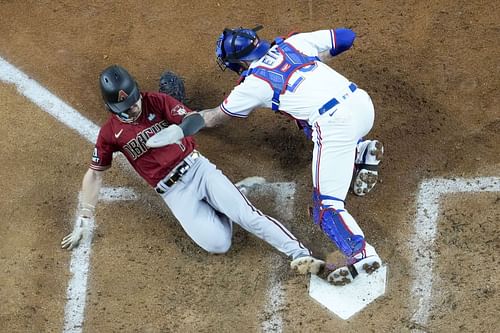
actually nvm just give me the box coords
[191,156,324,273]
[160,177,233,254]
[311,101,381,283]
[351,89,384,196]
[311,189,381,285]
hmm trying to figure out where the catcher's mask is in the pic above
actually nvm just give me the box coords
[216,25,271,74]
[100,65,141,122]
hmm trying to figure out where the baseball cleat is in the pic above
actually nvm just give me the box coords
[235,176,266,194]
[353,140,384,196]
[290,255,325,275]
[327,255,382,286]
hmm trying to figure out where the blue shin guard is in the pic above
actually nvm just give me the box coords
[312,190,365,257]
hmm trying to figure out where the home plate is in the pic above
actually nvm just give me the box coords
[309,265,387,320]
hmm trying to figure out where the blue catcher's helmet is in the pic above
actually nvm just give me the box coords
[216,25,271,74]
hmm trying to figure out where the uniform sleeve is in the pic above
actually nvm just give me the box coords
[158,93,193,124]
[89,126,116,171]
[219,78,270,118]
[287,29,355,57]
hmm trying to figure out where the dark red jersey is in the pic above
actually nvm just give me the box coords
[90,92,196,187]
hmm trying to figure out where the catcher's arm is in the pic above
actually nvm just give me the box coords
[61,168,104,250]
[317,28,356,62]
[199,106,231,128]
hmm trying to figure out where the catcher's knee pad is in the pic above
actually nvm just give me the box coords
[312,190,365,257]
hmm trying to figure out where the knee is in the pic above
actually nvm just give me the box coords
[203,237,232,254]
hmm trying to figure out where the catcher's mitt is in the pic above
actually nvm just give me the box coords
[159,70,186,104]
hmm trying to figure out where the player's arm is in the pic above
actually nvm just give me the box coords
[312,28,356,61]
[199,106,231,128]
[61,168,104,250]
[146,107,232,148]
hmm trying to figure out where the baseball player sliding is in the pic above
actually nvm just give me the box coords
[152,26,384,285]
[61,65,324,276]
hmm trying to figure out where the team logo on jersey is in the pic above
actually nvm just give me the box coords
[148,113,156,121]
[171,104,187,116]
[117,90,128,102]
[122,120,170,160]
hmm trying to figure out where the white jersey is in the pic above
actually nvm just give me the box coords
[220,30,352,124]
[218,28,382,262]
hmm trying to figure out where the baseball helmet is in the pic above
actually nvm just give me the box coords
[216,25,270,73]
[99,65,140,116]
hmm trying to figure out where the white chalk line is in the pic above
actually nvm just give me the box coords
[410,176,500,331]
[0,57,98,143]
[0,56,137,332]
[237,178,297,333]
[0,56,132,171]
[263,182,296,333]
[63,188,137,333]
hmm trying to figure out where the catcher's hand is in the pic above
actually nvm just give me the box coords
[61,216,91,250]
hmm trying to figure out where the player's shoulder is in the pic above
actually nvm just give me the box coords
[284,30,331,53]
[141,91,167,103]
[284,31,310,42]
[142,91,186,107]
[287,29,332,42]
[98,115,117,140]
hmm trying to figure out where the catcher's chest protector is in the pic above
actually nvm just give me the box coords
[240,38,319,111]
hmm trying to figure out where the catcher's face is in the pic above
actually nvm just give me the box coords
[117,97,142,123]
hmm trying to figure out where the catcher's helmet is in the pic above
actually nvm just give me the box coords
[216,25,270,73]
[99,65,140,117]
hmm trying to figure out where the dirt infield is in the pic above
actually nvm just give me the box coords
[0,1,499,332]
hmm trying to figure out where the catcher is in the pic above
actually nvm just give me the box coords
[61,65,324,276]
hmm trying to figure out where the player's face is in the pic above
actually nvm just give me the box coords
[119,97,142,123]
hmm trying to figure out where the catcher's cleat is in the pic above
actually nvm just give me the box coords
[290,255,325,275]
[327,255,382,286]
[352,140,384,196]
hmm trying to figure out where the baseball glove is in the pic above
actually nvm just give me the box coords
[159,70,186,104]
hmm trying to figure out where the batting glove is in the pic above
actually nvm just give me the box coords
[61,216,91,250]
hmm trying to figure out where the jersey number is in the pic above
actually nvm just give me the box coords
[285,63,317,93]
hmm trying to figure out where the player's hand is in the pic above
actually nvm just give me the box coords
[146,124,184,148]
[61,216,90,250]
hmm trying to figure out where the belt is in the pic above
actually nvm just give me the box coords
[318,83,357,115]
[155,150,201,194]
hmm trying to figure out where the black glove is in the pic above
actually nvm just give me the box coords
[159,71,186,103]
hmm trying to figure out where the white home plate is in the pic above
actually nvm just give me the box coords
[309,265,387,320]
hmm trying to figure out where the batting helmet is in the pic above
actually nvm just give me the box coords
[216,25,270,73]
[99,65,140,117]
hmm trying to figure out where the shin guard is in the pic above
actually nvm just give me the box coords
[312,190,365,257]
